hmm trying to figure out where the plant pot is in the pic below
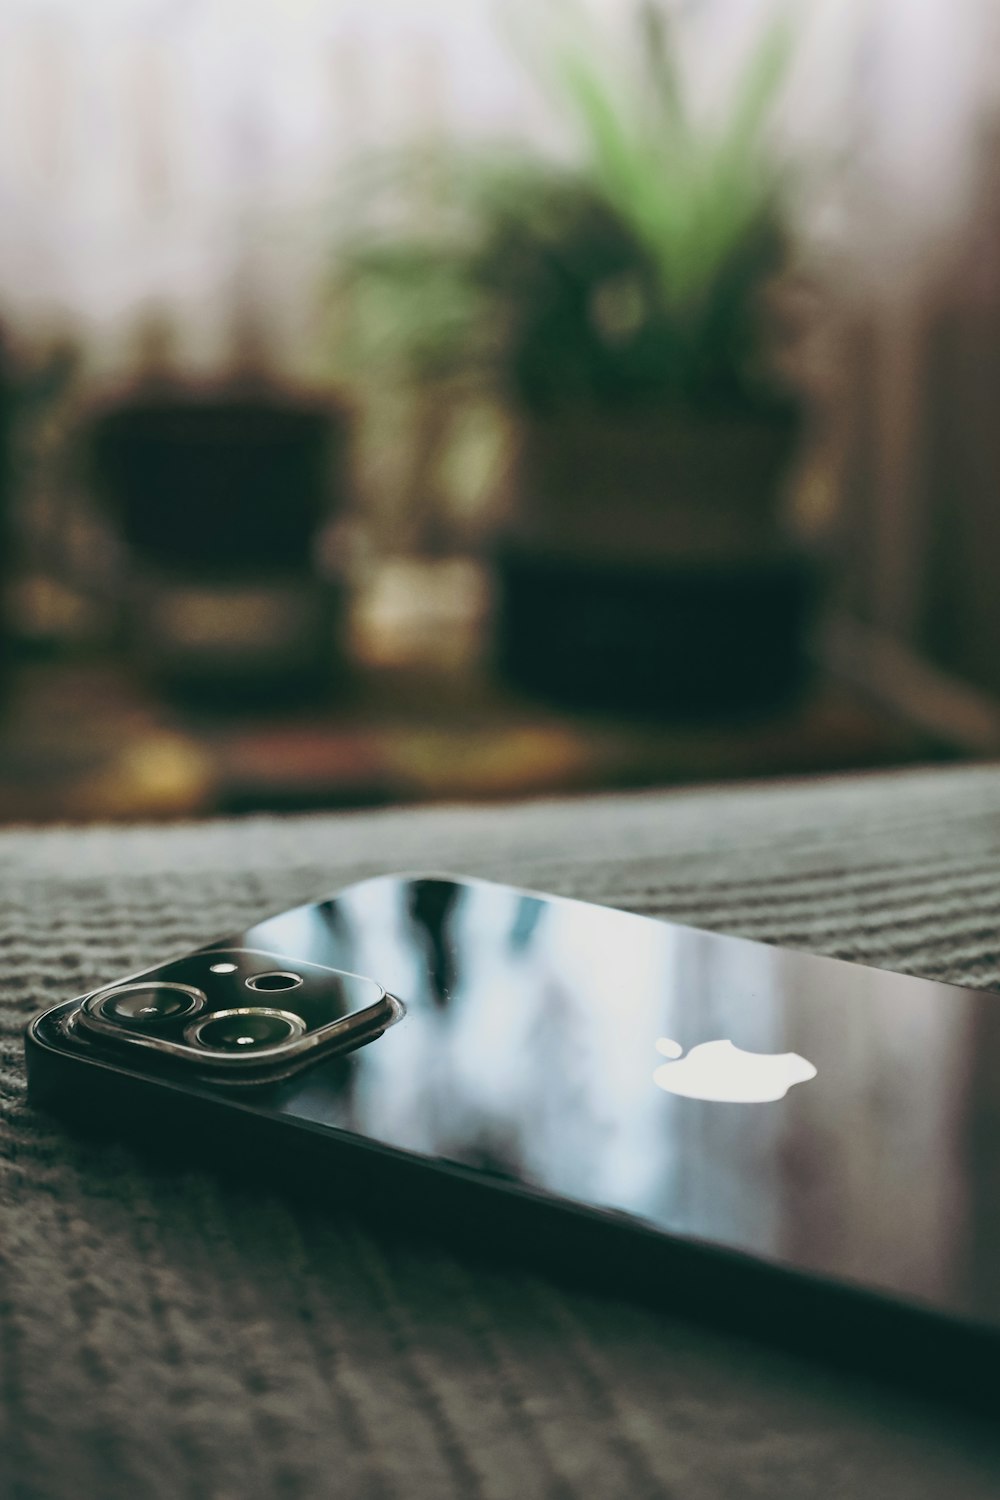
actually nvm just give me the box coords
[496,543,815,719]
[495,406,814,719]
[91,392,346,570]
[90,390,351,706]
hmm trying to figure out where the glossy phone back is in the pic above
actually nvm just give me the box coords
[26,874,1000,1406]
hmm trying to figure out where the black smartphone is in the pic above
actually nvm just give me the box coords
[24,873,1000,1411]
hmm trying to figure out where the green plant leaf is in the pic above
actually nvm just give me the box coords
[336,1,797,413]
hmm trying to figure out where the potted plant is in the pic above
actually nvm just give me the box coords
[345,2,810,717]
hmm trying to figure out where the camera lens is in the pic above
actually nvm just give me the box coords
[94,982,205,1025]
[245,971,302,993]
[186,1007,305,1053]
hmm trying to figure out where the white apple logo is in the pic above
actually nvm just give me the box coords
[653,1036,817,1103]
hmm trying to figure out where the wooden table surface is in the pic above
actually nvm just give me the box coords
[0,654,946,824]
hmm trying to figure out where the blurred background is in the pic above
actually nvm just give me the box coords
[1,0,999,823]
